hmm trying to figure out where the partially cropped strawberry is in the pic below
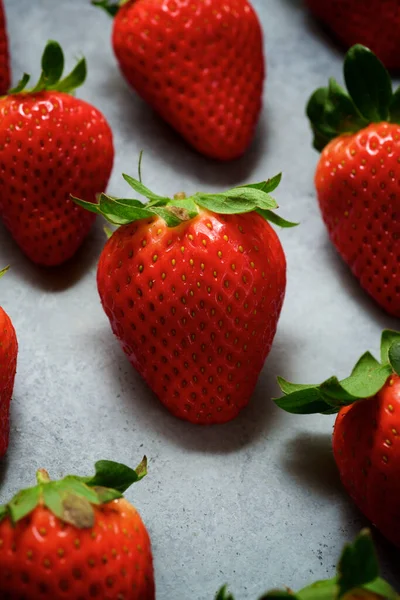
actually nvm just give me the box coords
[0,266,17,458]
[306,0,400,71]
[276,329,400,549]
[0,0,10,95]
[0,40,114,266]
[73,168,294,424]
[0,458,154,599]
[217,530,398,599]
[307,45,400,317]
[93,0,265,161]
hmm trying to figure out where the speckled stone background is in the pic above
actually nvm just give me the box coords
[0,0,399,598]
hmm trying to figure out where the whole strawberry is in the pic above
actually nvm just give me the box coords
[0,266,17,458]
[0,40,114,266]
[0,458,155,599]
[306,0,400,71]
[217,530,398,599]
[93,0,264,161]
[73,168,294,424]
[0,0,10,94]
[276,330,400,549]
[307,45,400,317]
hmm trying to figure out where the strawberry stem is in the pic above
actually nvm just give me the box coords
[36,469,51,484]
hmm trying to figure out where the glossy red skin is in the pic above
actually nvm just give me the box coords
[0,0,10,95]
[306,0,400,71]
[112,0,265,161]
[0,500,154,599]
[315,122,400,317]
[333,375,400,547]
[0,306,17,457]
[0,91,114,266]
[97,210,286,424]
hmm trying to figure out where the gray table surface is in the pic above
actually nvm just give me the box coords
[1,0,399,598]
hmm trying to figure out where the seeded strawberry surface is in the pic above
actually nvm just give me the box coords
[306,0,400,71]
[97,210,286,424]
[315,122,400,316]
[111,0,264,160]
[0,499,154,600]
[333,375,400,548]
[0,91,114,266]
[0,306,17,458]
[0,0,10,95]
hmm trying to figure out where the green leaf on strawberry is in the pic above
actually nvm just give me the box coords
[215,531,398,599]
[0,265,9,279]
[0,458,147,528]
[275,330,399,414]
[307,44,400,151]
[72,166,297,229]
[8,40,86,96]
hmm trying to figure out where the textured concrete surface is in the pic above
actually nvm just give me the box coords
[0,0,399,598]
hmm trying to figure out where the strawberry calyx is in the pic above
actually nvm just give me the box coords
[307,44,400,151]
[275,330,400,415]
[216,530,398,599]
[71,168,297,229]
[92,0,130,17]
[7,40,86,96]
[0,457,147,529]
[0,265,9,279]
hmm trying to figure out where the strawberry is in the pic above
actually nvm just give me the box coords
[217,530,398,599]
[73,167,294,424]
[93,0,265,161]
[0,0,10,95]
[0,40,114,267]
[0,266,17,458]
[0,458,155,599]
[307,45,400,317]
[276,329,400,549]
[306,0,400,71]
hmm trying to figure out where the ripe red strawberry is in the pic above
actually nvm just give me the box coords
[217,530,398,599]
[0,0,10,95]
[276,329,400,549]
[93,0,265,161]
[0,40,114,267]
[0,458,155,599]
[73,169,294,424]
[0,266,17,458]
[307,45,400,317]
[306,0,400,71]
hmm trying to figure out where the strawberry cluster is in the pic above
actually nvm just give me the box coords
[0,0,399,599]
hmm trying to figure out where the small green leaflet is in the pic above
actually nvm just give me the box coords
[194,193,257,214]
[122,173,170,205]
[337,530,379,597]
[84,457,147,493]
[380,329,400,363]
[243,173,282,194]
[8,486,41,524]
[344,44,392,122]
[7,39,86,96]
[0,265,10,279]
[388,342,400,376]
[276,330,400,415]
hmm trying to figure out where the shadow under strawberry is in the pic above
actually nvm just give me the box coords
[0,220,105,293]
[282,432,343,498]
[90,325,291,454]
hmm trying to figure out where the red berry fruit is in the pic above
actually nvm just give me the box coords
[0,0,10,95]
[0,266,17,458]
[277,329,400,549]
[0,458,155,599]
[94,0,265,161]
[0,40,114,266]
[73,167,294,424]
[307,45,400,317]
[306,0,400,71]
